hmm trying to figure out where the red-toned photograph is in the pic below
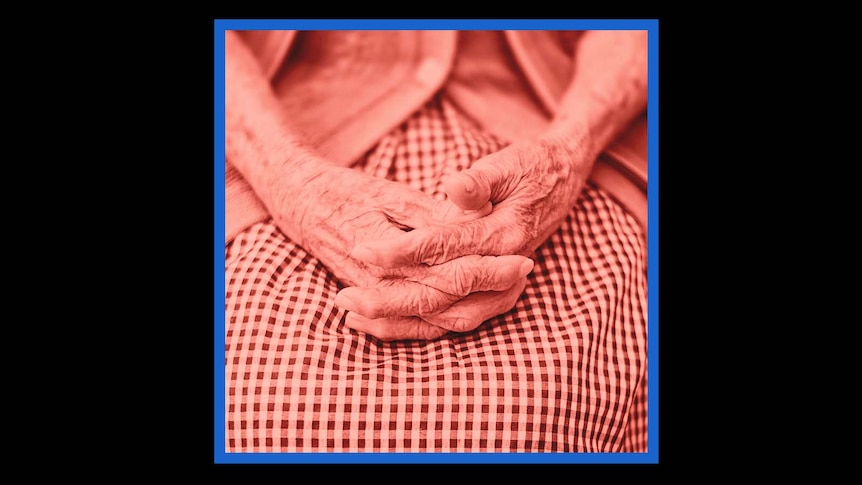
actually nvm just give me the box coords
[223,26,649,456]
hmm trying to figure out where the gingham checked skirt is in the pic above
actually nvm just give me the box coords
[224,95,648,453]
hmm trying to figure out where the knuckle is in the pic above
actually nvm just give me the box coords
[483,257,514,290]
[441,255,483,295]
[416,230,449,265]
[471,268,493,293]
[450,262,471,295]
[405,286,449,316]
[417,287,441,315]
[429,310,483,333]
[402,291,424,316]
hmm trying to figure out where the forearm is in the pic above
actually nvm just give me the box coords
[543,30,648,166]
[224,30,333,246]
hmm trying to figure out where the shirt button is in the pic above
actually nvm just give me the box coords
[415,58,444,87]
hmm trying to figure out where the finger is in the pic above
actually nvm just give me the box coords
[333,255,533,319]
[422,277,527,333]
[344,312,450,342]
[349,205,525,268]
[413,254,533,296]
[442,152,519,211]
[335,281,456,320]
[431,199,493,224]
[382,197,494,234]
[345,277,528,340]
[375,190,440,230]
[376,164,501,232]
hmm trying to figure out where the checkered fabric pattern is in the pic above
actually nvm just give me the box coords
[224,95,648,453]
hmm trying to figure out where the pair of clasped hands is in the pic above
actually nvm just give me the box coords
[293,136,585,342]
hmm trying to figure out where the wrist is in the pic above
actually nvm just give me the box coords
[267,156,338,247]
[537,127,597,174]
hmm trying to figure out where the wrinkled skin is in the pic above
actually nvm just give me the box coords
[225,29,646,342]
[284,162,533,341]
[224,30,644,342]
[340,135,593,340]
[349,134,590,269]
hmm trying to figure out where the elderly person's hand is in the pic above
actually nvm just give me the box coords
[334,135,591,341]
[336,257,531,341]
[289,162,534,341]
[225,29,533,342]
[347,135,591,267]
[344,29,648,270]
[339,137,591,341]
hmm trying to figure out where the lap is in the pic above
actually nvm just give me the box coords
[224,96,648,452]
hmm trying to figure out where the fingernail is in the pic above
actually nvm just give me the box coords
[349,245,376,263]
[519,258,534,277]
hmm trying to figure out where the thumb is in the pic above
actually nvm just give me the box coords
[442,154,517,211]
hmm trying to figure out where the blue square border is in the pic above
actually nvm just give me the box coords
[214,18,658,464]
